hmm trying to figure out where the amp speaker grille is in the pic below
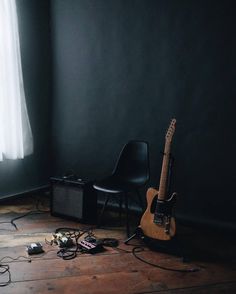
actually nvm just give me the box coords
[50,177,97,224]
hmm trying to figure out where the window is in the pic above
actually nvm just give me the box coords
[0,0,33,161]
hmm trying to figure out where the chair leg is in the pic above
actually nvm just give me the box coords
[124,193,130,237]
[98,193,109,227]
[136,189,144,212]
[119,194,123,226]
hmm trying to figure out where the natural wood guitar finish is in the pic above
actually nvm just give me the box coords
[140,187,176,241]
[140,119,177,241]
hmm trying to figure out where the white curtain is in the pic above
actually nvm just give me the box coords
[0,0,33,160]
[0,0,33,161]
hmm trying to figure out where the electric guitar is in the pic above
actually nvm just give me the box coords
[140,118,177,241]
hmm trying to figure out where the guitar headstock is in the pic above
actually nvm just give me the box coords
[165,118,177,142]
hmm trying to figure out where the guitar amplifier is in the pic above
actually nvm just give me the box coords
[50,176,97,224]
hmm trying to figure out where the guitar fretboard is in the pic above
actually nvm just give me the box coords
[157,118,176,201]
[158,143,171,201]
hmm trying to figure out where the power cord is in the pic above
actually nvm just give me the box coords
[0,210,47,231]
[0,255,32,287]
[0,198,49,230]
[0,256,31,263]
[0,264,11,287]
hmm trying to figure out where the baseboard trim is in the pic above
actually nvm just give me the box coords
[0,185,50,202]
[176,213,236,233]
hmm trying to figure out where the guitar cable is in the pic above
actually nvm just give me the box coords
[0,264,11,287]
[131,246,200,273]
[124,228,200,273]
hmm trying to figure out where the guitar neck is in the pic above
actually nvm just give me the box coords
[158,143,171,201]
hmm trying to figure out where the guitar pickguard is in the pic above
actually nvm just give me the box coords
[150,195,158,213]
[150,196,170,227]
[154,193,177,234]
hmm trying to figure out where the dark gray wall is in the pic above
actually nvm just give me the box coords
[0,0,52,198]
[51,0,236,228]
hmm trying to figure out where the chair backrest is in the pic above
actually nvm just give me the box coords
[112,141,150,186]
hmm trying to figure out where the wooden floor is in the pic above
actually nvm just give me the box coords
[0,194,235,294]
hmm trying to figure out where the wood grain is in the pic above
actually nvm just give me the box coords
[140,188,176,240]
[0,195,235,294]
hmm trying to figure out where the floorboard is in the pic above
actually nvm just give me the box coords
[0,195,235,293]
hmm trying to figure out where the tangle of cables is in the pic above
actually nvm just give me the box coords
[46,227,96,260]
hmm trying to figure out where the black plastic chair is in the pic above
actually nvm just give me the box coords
[93,140,150,237]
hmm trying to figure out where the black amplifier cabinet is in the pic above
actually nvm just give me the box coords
[50,176,97,224]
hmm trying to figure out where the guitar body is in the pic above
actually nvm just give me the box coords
[140,119,177,242]
[140,187,176,241]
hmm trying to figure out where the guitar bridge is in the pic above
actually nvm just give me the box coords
[154,213,165,226]
[154,213,171,234]
[164,216,171,234]
[153,194,176,232]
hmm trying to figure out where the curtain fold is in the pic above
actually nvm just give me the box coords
[0,0,33,161]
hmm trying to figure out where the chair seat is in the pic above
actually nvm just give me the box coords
[93,176,139,194]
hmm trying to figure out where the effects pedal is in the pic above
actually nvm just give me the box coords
[58,236,74,248]
[52,233,74,248]
[26,243,44,255]
[78,240,104,254]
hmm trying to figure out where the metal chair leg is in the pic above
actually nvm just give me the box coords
[124,193,130,237]
[97,193,109,227]
[119,194,123,226]
[136,189,144,212]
